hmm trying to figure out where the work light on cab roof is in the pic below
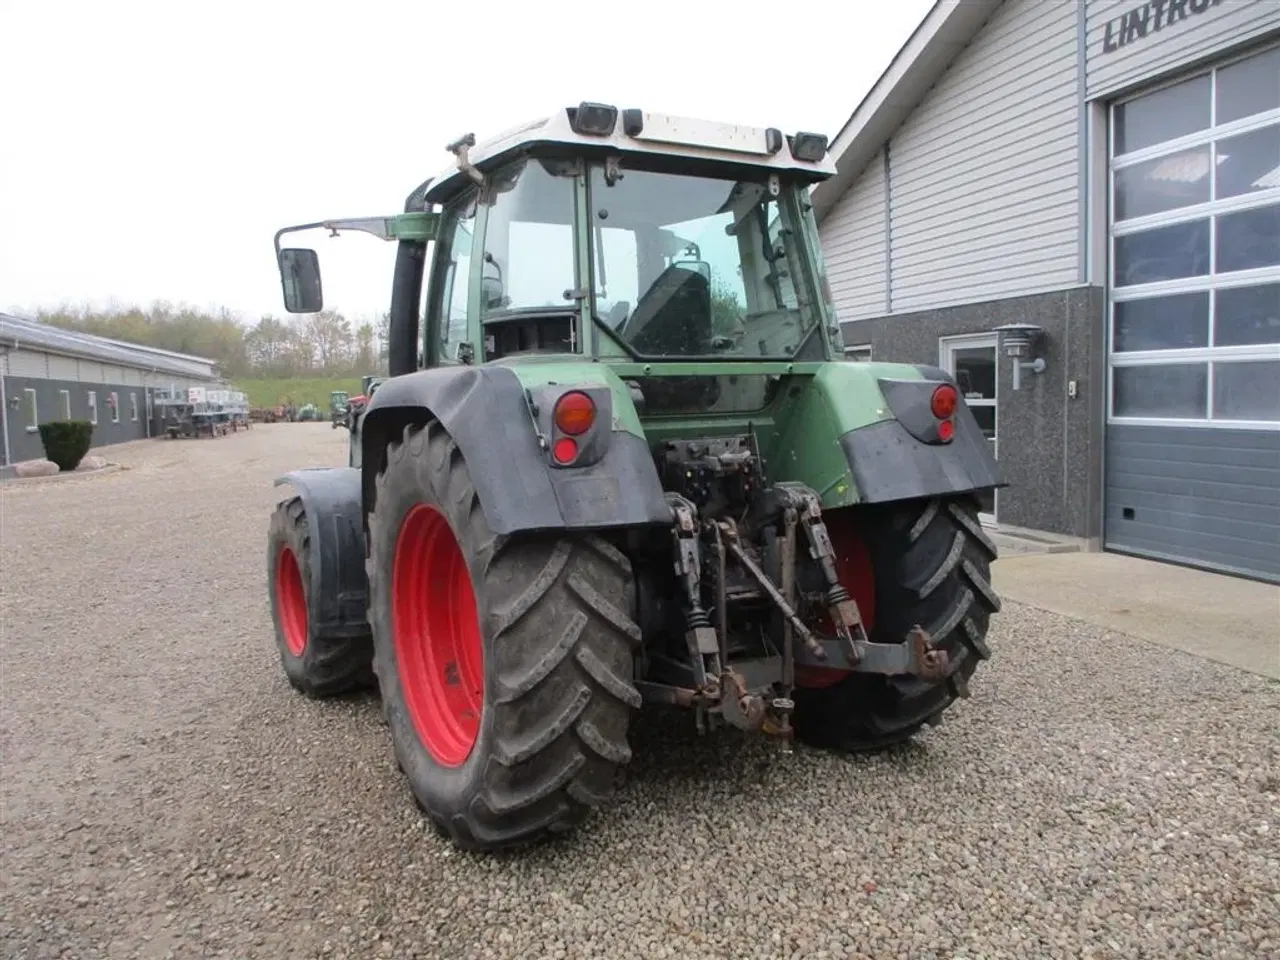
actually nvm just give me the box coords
[413,101,839,209]
[264,99,1004,857]
[559,100,831,162]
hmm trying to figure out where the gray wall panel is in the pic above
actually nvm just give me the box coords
[2,375,151,465]
[841,285,1105,538]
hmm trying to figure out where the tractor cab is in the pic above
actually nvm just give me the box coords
[273,103,843,394]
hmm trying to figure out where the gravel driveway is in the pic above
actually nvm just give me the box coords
[1,423,1276,960]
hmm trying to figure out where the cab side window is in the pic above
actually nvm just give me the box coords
[429,193,477,365]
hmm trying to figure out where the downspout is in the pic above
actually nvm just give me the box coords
[145,366,158,439]
[0,347,11,467]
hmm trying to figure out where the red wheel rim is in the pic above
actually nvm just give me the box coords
[794,508,876,689]
[392,504,484,767]
[275,545,308,657]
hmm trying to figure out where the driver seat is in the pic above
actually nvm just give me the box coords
[625,265,713,355]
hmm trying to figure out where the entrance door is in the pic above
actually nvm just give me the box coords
[940,334,998,524]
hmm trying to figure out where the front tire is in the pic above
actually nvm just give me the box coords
[366,421,642,851]
[792,494,1000,752]
[267,497,375,698]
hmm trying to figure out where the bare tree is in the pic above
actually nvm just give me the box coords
[355,321,377,373]
[302,310,354,373]
[245,315,293,373]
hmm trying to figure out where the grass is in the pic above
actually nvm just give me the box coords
[233,377,364,410]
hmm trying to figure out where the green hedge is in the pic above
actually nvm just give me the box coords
[38,420,94,471]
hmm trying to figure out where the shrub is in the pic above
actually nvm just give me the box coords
[38,420,95,471]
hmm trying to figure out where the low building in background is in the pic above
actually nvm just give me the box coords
[815,0,1279,583]
[0,311,223,465]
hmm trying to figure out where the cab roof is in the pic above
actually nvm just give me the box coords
[421,103,837,207]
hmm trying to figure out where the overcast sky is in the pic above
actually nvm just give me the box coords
[0,0,934,326]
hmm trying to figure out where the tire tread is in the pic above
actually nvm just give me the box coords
[793,494,999,752]
[366,420,640,851]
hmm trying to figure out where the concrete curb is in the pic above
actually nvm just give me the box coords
[990,526,1084,556]
[0,463,124,485]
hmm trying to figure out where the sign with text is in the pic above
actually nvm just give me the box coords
[1101,0,1226,55]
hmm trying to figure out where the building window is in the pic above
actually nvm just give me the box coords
[1108,43,1280,426]
[23,388,38,432]
[87,390,98,425]
[129,392,139,421]
[59,389,71,420]
[109,391,120,423]
[844,344,873,362]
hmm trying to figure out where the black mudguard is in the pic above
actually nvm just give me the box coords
[359,365,671,536]
[273,467,371,639]
[840,364,1005,504]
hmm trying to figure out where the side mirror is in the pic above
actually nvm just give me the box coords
[278,248,323,313]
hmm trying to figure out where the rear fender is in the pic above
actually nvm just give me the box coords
[772,361,1004,507]
[273,467,371,638]
[359,364,670,536]
[841,363,1004,503]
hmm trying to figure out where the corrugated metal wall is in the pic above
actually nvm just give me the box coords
[7,349,48,378]
[819,149,888,320]
[889,0,1081,312]
[2,349,196,389]
[1085,0,1280,99]
[817,0,1083,320]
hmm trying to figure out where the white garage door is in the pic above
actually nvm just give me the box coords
[1104,42,1280,583]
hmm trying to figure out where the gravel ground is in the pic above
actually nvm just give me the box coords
[1,422,1277,960]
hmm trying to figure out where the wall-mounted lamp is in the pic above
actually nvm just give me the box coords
[993,322,1047,391]
[7,395,19,411]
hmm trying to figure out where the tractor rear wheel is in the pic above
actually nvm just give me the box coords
[267,496,375,697]
[366,421,642,851]
[791,494,1001,752]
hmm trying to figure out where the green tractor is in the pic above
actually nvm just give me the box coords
[330,390,350,429]
[266,103,1003,852]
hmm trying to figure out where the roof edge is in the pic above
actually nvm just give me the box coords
[812,0,1004,222]
[0,312,221,380]
[0,312,220,367]
[92,335,217,366]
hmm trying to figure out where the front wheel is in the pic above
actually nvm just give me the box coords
[791,494,1001,752]
[267,497,375,697]
[366,421,643,851]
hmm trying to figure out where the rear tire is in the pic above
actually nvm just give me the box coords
[367,421,642,851]
[792,494,1000,752]
[267,497,375,698]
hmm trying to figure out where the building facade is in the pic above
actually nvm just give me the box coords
[0,312,223,466]
[815,0,1279,583]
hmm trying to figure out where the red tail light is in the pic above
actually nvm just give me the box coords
[937,419,954,442]
[552,437,579,464]
[930,384,958,420]
[553,391,595,436]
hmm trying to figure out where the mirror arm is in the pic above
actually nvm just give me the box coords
[273,213,439,255]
